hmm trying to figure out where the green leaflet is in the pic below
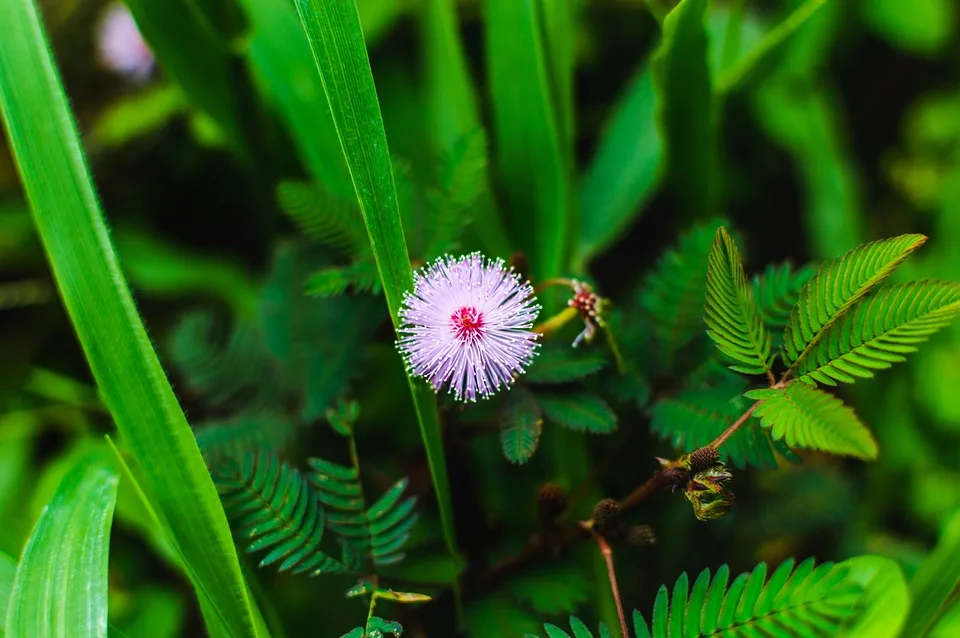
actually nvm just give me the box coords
[795,281,960,386]
[536,393,618,434]
[903,508,960,638]
[839,555,910,638]
[747,383,878,459]
[214,453,346,575]
[704,227,773,375]
[640,218,725,359]
[307,450,418,567]
[782,234,927,369]
[293,0,460,581]
[5,450,118,638]
[0,551,15,630]
[632,558,863,637]
[499,387,544,465]
[524,344,608,385]
[752,262,816,330]
[650,388,785,469]
[0,1,262,634]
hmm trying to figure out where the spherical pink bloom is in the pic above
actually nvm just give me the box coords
[96,4,155,81]
[397,253,541,402]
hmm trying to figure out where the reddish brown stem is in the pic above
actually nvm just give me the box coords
[583,523,629,638]
[709,400,762,450]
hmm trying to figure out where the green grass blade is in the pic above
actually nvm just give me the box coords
[903,509,960,637]
[651,0,714,222]
[237,0,353,196]
[123,0,259,158]
[716,0,829,95]
[5,449,118,637]
[420,0,511,257]
[576,62,663,269]
[0,551,15,629]
[485,0,570,282]
[292,0,461,587]
[0,2,262,635]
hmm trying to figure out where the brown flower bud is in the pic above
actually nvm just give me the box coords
[537,483,568,524]
[592,498,620,533]
[688,446,720,473]
[626,525,656,546]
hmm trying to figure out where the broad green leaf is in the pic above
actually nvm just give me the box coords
[716,0,830,95]
[747,383,878,459]
[651,0,714,222]
[861,0,955,57]
[499,387,543,465]
[5,450,118,638]
[0,551,15,631]
[293,0,460,580]
[525,344,607,384]
[795,282,960,386]
[123,0,259,157]
[837,555,910,638]
[0,2,261,635]
[576,63,663,267]
[485,0,569,283]
[902,509,960,637]
[420,0,511,257]
[237,0,351,194]
[929,601,960,638]
[704,227,773,374]
[782,234,927,369]
[537,393,617,434]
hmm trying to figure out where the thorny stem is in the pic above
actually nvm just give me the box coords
[583,523,629,638]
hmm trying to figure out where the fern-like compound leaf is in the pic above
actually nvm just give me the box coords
[794,281,960,386]
[536,392,618,434]
[640,218,726,359]
[753,262,816,344]
[305,260,381,298]
[214,452,347,575]
[747,383,879,459]
[308,458,418,566]
[423,128,488,260]
[704,227,773,375]
[537,616,610,638]
[500,386,543,464]
[782,233,926,370]
[650,388,785,469]
[524,343,607,384]
[275,181,370,258]
[633,558,863,637]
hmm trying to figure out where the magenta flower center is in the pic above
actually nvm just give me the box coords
[451,306,485,341]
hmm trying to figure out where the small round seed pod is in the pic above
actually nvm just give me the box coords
[537,483,568,524]
[627,525,657,547]
[592,498,621,533]
[689,446,720,473]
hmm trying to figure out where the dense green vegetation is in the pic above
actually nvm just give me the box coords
[1,0,960,636]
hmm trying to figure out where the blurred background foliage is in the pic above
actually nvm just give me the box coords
[2,0,960,636]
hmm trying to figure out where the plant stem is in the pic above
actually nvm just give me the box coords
[709,400,762,450]
[534,306,579,335]
[582,523,629,638]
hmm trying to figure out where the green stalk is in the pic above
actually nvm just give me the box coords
[0,1,263,635]
[292,0,461,601]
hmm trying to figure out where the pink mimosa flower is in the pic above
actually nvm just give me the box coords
[397,253,541,402]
